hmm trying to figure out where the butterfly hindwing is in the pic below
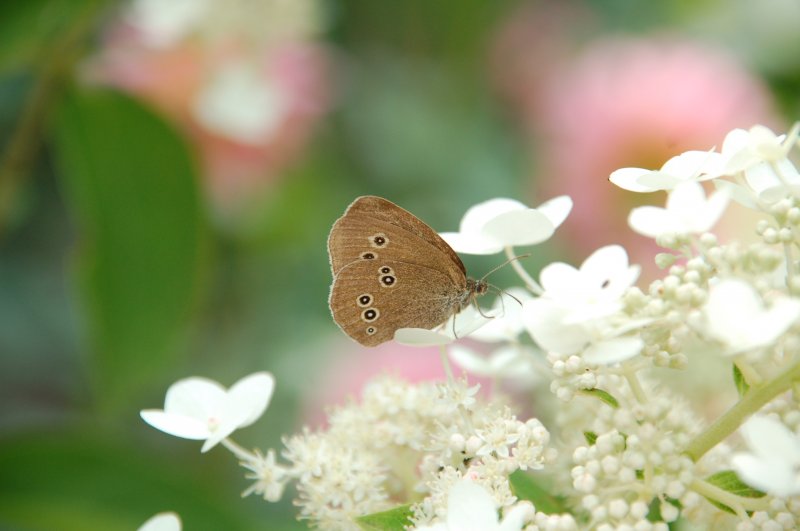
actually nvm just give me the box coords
[329,259,465,346]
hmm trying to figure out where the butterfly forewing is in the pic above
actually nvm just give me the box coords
[329,260,465,346]
[328,196,466,279]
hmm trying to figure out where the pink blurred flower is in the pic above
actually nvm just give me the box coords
[493,28,778,273]
[89,0,332,217]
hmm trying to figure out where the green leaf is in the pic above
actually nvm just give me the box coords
[509,470,569,515]
[0,430,285,531]
[732,364,750,398]
[579,388,620,408]
[703,470,766,514]
[583,431,598,445]
[54,88,207,411]
[356,504,413,531]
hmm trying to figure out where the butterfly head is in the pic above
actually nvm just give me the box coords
[467,278,489,296]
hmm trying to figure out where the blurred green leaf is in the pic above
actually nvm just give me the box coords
[703,470,765,514]
[0,0,87,73]
[508,470,569,515]
[578,388,620,408]
[0,430,294,531]
[356,504,413,531]
[54,87,207,411]
[732,364,750,398]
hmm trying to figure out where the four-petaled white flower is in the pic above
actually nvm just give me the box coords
[414,481,530,531]
[141,372,275,452]
[717,124,800,205]
[628,181,729,239]
[731,415,800,498]
[610,150,724,193]
[703,279,800,355]
[522,245,646,364]
[138,512,182,531]
[440,196,572,255]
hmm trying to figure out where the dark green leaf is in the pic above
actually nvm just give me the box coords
[509,470,570,515]
[356,504,413,531]
[54,88,207,411]
[583,431,598,445]
[732,364,750,398]
[703,470,766,514]
[579,388,620,408]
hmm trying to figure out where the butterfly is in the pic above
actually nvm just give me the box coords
[327,196,488,346]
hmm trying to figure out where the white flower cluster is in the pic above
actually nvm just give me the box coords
[140,123,800,529]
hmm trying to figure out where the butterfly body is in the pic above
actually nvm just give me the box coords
[328,196,486,346]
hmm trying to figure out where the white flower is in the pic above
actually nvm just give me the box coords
[394,305,497,347]
[731,415,800,497]
[140,372,275,452]
[193,61,286,144]
[720,124,800,204]
[703,279,800,355]
[440,196,572,255]
[127,0,211,48]
[628,181,729,239]
[415,481,530,531]
[449,344,539,382]
[469,289,533,343]
[137,512,181,531]
[610,150,724,193]
[523,246,646,364]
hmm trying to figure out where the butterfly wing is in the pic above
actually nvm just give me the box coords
[328,196,466,281]
[329,259,465,346]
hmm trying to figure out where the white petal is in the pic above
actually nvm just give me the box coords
[714,179,757,209]
[163,377,226,421]
[394,328,454,346]
[140,410,210,440]
[661,150,724,179]
[536,195,572,229]
[523,299,588,354]
[449,345,492,375]
[694,190,730,233]
[580,245,629,286]
[446,482,500,531]
[539,262,582,298]
[439,231,504,255]
[752,298,800,350]
[740,416,800,463]
[459,199,526,235]
[498,503,530,531]
[731,453,800,497]
[482,209,554,247]
[609,167,655,192]
[200,419,240,453]
[628,206,679,238]
[227,372,275,428]
[582,337,644,364]
[666,181,707,214]
[636,171,685,191]
[138,512,182,531]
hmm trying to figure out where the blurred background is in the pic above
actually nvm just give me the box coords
[0,0,799,529]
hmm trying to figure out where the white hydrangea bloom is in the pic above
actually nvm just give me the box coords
[439,196,572,255]
[140,372,274,452]
[523,245,647,364]
[628,181,729,239]
[610,150,725,193]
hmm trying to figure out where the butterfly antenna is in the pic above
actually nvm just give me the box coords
[480,253,532,282]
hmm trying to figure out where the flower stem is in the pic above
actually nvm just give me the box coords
[684,359,800,461]
[505,246,542,295]
[440,345,455,384]
[222,438,258,461]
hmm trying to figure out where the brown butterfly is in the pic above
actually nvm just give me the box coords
[327,196,489,346]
